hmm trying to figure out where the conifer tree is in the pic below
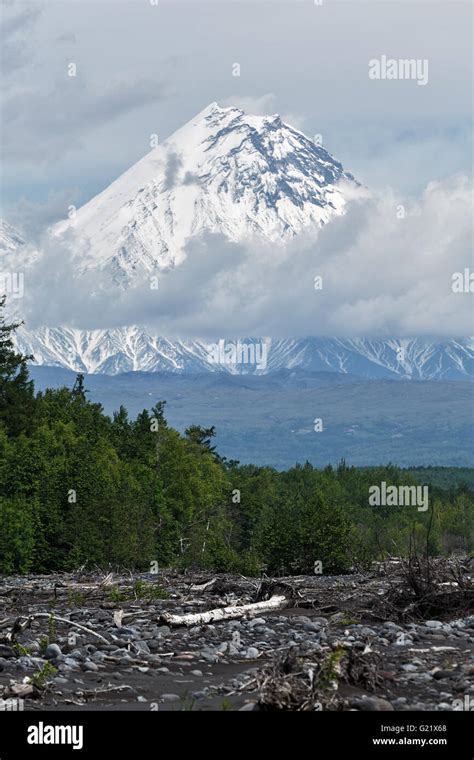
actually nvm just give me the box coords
[0,296,36,436]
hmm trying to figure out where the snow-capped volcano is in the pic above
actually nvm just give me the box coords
[54,102,357,285]
[3,105,471,383]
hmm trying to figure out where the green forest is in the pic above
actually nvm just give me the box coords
[0,298,472,575]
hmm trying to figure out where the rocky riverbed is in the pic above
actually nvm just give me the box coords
[0,562,472,712]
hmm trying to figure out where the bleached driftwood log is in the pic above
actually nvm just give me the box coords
[160,594,288,627]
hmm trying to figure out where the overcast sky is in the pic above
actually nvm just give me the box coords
[1,0,472,338]
[1,0,472,218]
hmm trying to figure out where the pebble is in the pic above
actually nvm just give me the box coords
[0,645,15,659]
[405,672,433,683]
[200,651,218,664]
[245,647,259,659]
[64,657,81,668]
[91,651,107,661]
[313,617,329,626]
[432,670,454,680]
[303,622,321,633]
[383,621,403,632]
[359,627,377,637]
[18,656,47,669]
[82,661,99,672]
[135,641,150,655]
[247,618,266,628]
[252,626,270,635]
[67,649,83,659]
[116,627,138,637]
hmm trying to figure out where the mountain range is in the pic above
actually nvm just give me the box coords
[2,102,472,384]
[15,328,474,380]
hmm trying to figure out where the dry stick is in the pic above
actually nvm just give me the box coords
[237,573,260,590]
[189,578,217,592]
[78,684,133,698]
[15,613,109,644]
[425,506,435,589]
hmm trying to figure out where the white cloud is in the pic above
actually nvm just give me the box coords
[16,174,473,339]
[220,94,307,131]
[220,93,277,115]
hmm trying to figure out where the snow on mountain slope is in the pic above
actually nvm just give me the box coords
[53,102,357,285]
[15,327,474,380]
[2,104,472,383]
[15,326,211,375]
[264,337,474,380]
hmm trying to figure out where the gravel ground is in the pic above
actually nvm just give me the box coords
[0,565,472,712]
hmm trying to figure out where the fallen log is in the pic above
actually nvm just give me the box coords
[160,594,288,627]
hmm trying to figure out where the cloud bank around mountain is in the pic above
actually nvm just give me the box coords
[18,173,473,339]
